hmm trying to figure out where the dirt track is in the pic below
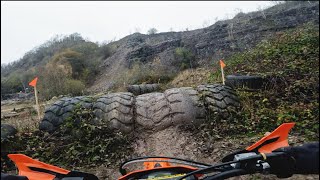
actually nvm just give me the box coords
[86,127,319,180]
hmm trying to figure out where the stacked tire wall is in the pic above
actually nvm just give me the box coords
[92,92,135,133]
[225,75,264,89]
[127,84,160,95]
[40,96,94,132]
[39,84,240,133]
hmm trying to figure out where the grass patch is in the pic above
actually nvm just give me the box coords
[206,23,319,140]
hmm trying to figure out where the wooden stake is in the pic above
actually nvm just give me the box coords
[221,65,225,85]
[34,85,41,121]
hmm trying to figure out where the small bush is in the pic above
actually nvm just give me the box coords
[98,43,113,59]
[65,79,85,96]
[174,47,196,70]
[113,59,176,91]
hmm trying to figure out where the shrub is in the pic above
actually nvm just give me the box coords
[98,43,113,59]
[174,47,196,70]
[113,58,176,92]
[65,79,85,96]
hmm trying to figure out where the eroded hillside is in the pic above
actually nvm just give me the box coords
[89,1,319,92]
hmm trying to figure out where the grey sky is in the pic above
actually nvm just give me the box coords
[1,1,275,65]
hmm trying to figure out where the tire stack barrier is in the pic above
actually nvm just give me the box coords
[39,84,240,133]
[127,84,160,95]
[225,75,264,89]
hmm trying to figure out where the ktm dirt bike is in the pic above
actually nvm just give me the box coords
[0,122,311,180]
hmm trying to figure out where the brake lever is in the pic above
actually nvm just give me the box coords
[177,152,285,180]
[176,154,263,180]
[231,151,287,175]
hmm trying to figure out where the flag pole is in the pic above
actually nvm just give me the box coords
[34,85,41,121]
[220,60,226,85]
[221,65,225,85]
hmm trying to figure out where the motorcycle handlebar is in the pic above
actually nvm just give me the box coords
[177,151,288,180]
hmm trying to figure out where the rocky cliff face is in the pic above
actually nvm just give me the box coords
[90,1,319,92]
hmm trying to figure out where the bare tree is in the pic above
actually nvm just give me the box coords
[257,5,267,19]
[227,23,234,40]
[134,27,141,33]
[202,20,209,28]
[147,28,158,35]
[270,1,284,6]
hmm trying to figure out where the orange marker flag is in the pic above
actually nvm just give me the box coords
[29,77,38,87]
[220,60,226,68]
[29,77,41,120]
[219,60,226,85]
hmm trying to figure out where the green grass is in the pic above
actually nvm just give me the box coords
[207,23,319,140]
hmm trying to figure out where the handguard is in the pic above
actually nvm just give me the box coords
[222,123,295,162]
[7,154,98,180]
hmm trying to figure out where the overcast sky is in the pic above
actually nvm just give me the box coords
[1,1,275,65]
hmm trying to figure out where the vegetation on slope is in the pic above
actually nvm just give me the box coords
[1,33,113,99]
[196,23,319,141]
